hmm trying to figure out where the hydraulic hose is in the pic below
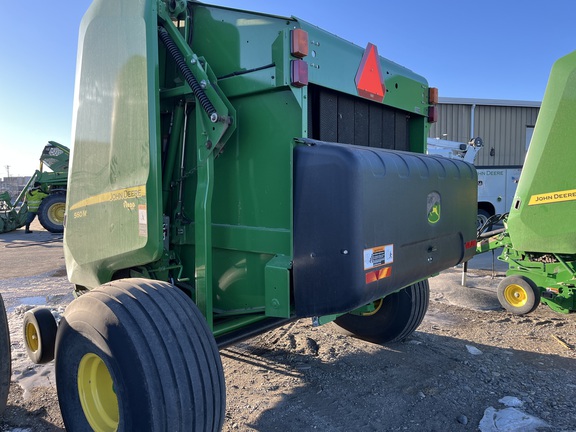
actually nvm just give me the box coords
[158,27,218,122]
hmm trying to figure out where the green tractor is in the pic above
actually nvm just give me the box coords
[0,141,69,234]
[477,50,576,315]
[22,1,478,429]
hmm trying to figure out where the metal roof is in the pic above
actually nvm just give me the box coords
[439,97,541,108]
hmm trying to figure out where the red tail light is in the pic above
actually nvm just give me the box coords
[428,105,438,123]
[291,59,308,87]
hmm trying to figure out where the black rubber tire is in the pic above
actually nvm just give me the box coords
[0,294,11,417]
[497,275,541,315]
[23,307,58,364]
[55,278,225,431]
[477,209,492,231]
[38,193,66,233]
[334,280,430,344]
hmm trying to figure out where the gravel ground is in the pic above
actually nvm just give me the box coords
[1,223,575,431]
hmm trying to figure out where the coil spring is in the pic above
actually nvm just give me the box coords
[158,27,218,121]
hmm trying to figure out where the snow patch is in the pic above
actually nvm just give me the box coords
[479,406,550,432]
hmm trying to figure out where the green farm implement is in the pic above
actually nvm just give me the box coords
[22,1,478,429]
[477,50,576,315]
[0,141,68,233]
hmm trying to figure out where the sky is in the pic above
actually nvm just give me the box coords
[1,0,574,178]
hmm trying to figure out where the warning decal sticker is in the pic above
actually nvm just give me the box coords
[138,205,147,237]
[364,244,393,270]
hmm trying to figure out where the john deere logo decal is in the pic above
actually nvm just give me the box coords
[427,192,441,224]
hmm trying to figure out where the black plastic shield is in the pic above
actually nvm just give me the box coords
[293,140,477,317]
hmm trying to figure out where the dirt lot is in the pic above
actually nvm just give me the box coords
[1,222,575,431]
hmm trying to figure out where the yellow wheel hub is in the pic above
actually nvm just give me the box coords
[25,323,39,352]
[78,353,119,432]
[48,203,65,225]
[504,284,528,308]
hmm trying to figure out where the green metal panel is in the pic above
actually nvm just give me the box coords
[296,20,429,117]
[507,50,576,254]
[182,7,305,318]
[190,4,429,128]
[190,5,291,78]
[171,88,300,318]
[64,0,163,288]
[265,255,292,318]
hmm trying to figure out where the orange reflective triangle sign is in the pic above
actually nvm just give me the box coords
[355,43,385,102]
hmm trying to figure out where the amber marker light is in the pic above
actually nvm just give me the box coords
[291,29,309,58]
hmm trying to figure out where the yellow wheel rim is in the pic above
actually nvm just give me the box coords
[78,353,119,432]
[48,202,65,225]
[361,299,383,316]
[504,284,528,308]
[25,323,39,352]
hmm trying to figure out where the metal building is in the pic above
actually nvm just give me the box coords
[429,98,541,167]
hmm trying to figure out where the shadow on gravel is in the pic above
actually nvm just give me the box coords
[0,223,67,281]
[1,404,65,431]
[0,226,61,245]
[221,329,575,432]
